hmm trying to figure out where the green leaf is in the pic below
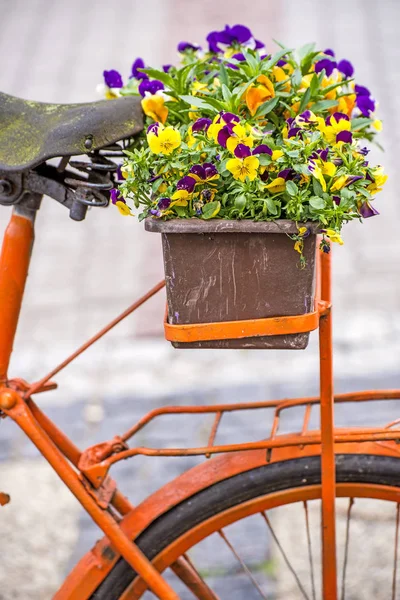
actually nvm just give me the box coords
[202,201,221,219]
[265,198,278,215]
[263,47,293,71]
[298,87,311,113]
[298,42,316,61]
[234,195,246,211]
[312,178,324,197]
[241,48,259,73]
[255,96,280,117]
[309,197,326,209]
[357,187,372,199]
[180,94,208,108]
[351,117,373,131]
[292,68,302,87]
[219,63,229,87]
[141,68,175,89]
[286,181,298,196]
[310,99,338,112]
[221,84,232,104]
[309,73,320,97]
[258,154,272,166]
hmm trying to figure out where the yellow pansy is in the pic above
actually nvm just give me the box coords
[272,66,291,92]
[226,123,254,153]
[334,94,356,117]
[192,80,208,96]
[272,150,284,160]
[147,127,181,155]
[115,201,132,216]
[321,162,337,177]
[323,229,344,245]
[372,119,383,131]
[141,95,168,124]
[170,190,189,206]
[226,156,259,182]
[317,115,351,145]
[367,167,388,194]
[264,177,286,193]
[330,175,348,191]
[245,75,275,116]
[310,162,327,192]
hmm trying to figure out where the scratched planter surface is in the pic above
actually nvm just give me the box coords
[145,219,318,349]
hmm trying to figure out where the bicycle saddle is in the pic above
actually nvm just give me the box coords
[0,92,144,173]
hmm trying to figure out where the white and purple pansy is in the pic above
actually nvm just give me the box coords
[139,79,164,97]
[177,41,202,53]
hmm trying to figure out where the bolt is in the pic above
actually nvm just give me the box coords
[0,389,19,410]
[84,136,93,150]
[0,179,12,196]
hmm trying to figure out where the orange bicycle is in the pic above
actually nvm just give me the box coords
[1,89,400,600]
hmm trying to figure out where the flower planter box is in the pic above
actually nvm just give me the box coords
[145,219,319,349]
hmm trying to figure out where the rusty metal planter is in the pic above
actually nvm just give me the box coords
[145,218,319,349]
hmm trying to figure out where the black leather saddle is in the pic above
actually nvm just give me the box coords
[0,92,144,172]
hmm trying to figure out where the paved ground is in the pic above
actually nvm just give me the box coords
[0,0,400,598]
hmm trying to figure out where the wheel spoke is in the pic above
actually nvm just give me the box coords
[218,529,268,599]
[170,555,220,600]
[340,497,354,600]
[303,501,317,600]
[392,503,400,600]
[261,511,310,600]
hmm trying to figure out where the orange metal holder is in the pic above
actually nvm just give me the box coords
[0,207,338,600]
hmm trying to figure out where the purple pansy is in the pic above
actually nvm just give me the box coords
[163,64,172,73]
[355,85,371,96]
[324,49,335,57]
[217,126,231,148]
[359,201,379,218]
[333,196,341,206]
[288,126,303,138]
[277,58,287,67]
[110,188,125,205]
[218,112,240,125]
[147,122,160,135]
[190,163,218,181]
[177,176,196,193]
[337,59,354,78]
[252,144,273,156]
[116,165,123,181]
[207,24,253,53]
[158,197,171,210]
[178,41,201,53]
[103,69,123,88]
[150,208,162,217]
[255,39,265,49]
[192,117,212,133]
[345,175,363,186]
[234,144,252,159]
[354,85,375,116]
[358,146,370,156]
[131,58,148,80]
[297,110,314,124]
[278,168,295,180]
[336,130,353,144]
[315,58,337,77]
[138,79,164,97]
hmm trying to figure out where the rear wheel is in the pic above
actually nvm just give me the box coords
[92,454,400,599]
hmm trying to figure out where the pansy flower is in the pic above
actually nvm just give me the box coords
[147,126,181,154]
[103,69,123,89]
[245,75,275,116]
[189,163,220,184]
[178,41,201,53]
[138,79,164,97]
[321,229,344,245]
[207,112,240,142]
[366,167,388,194]
[317,113,353,145]
[314,51,337,77]
[110,189,131,216]
[226,144,260,181]
[217,122,254,153]
[359,201,379,218]
[206,24,253,54]
[337,59,354,78]
[131,58,148,80]
[355,85,375,117]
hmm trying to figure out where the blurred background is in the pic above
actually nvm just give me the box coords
[0,0,399,598]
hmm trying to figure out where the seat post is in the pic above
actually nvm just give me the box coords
[0,194,41,382]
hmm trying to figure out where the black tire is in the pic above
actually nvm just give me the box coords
[92,454,400,599]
